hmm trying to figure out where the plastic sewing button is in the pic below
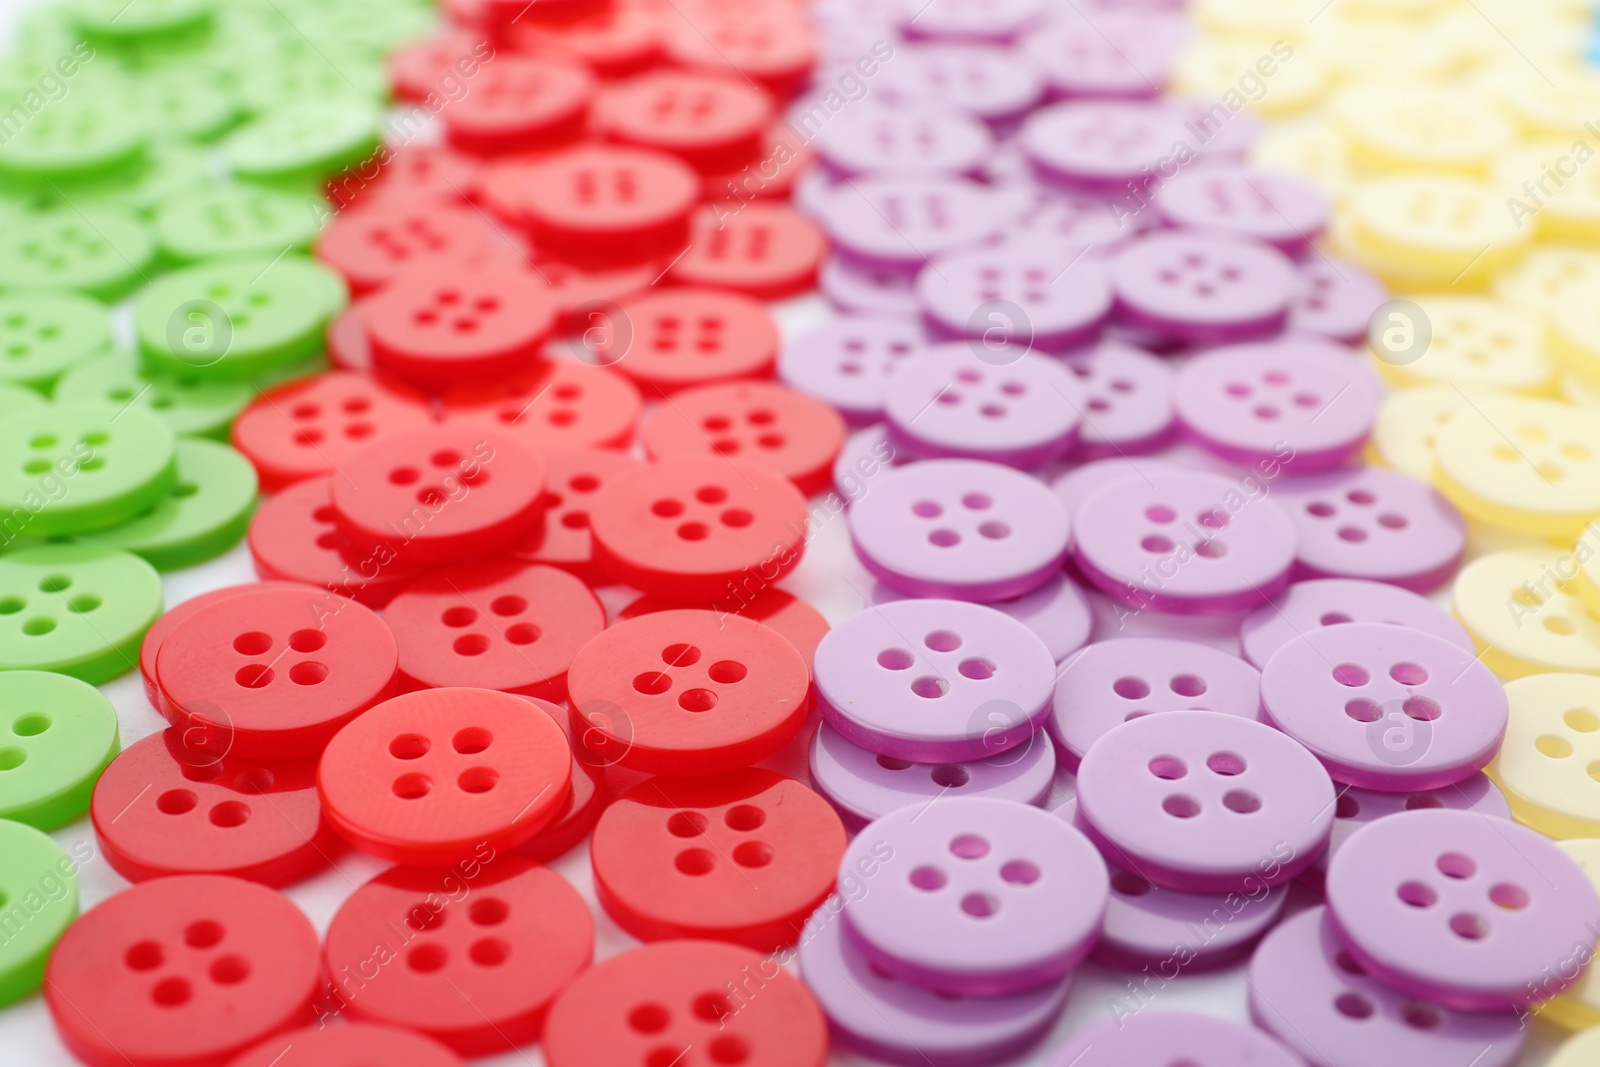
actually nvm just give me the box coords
[1324,808,1600,1011]
[0,401,176,535]
[509,145,700,267]
[916,242,1111,352]
[0,289,110,392]
[1047,1010,1302,1067]
[810,720,1054,831]
[848,459,1071,601]
[0,820,76,1007]
[872,570,1092,664]
[812,102,992,178]
[880,42,1044,127]
[441,361,643,453]
[532,257,657,332]
[1272,466,1466,591]
[667,203,828,299]
[567,609,810,776]
[510,2,662,78]
[389,30,491,102]
[840,797,1107,995]
[507,447,642,581]
[1062,339,1176,458]
[1049,637,1262,773]
[1076,711,1334,893]
[0,382,42,419]
[584,287,778,396]
[81,438,257,571]
[1379,295,1550,395]
[1110,231,1296,344]
[515,699,608,864]
[1492,673,1600,839]
[1344,176,1528,289]
[0,670,116,830]
[1454,550,1600,679]
[640,380,845,496]
[596,69,770,173]
[1250,907,1525,1067]
[45,874,319,1067]
[777,314,925,427]
[1155,166,1330,255]
[140,585,296,706]
[154,184,319,266]
[1368,384,1478,483]
[1289,254,1388,345]
[225,99,380,186]
[1048,455,1188,516]
[155,583,398,759]
[587,456,807,603]
[1238,578,1473,670]
[227,1024,466,1067]
[818,253,922,316]
[55,353,255,442]
[797,900,1071,1066]
[319,687,573,864]
[0,544,162,684]
[92,729,335,887]
[1544,839,1600,1030]
[1019,101,1189,193]
[592,769,844,948]
[817,175,1001,270]
[543,940,827,1067]
[442,56,595,155]
[314,199,504,295]
[619,588,830,668]
[814,598,1057,762]
[1020,12,1177,100]
[1072,470,1297,615]
[1259,623,1508,790]
[0,205,153,302]
[385,560,604,700]
[660,6,816,97]
[330,426,546,565]
[322,855,591,1054]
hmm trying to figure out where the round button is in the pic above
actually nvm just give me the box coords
[592,769,845,949]
[567,609,810,776]
[1021,12,1179,99]
[0,289,110,392]
[0,544,163,684]
[45,874,320,1067]
[227,1023,466,1067]
[777,314,926,427]
[872,571,1091,664]
[1453,549,1600,679]
[618,587,830,668]
[511,144,700,267]
[812,101,992,178]
[314,198,504,295]
[1238,578,1473,670]
[56,352,254,442]
[1308,775,1511,890]
[1379,294,1550,394]
[596,69,770,173]
[880,41,1045,126]
[1155,165,1330,254]
[1110,231,1297,343]
[323,855,592,1054]
[1061,339,1176,459]
[440,361,643,453]
[1491,673,1600,839]
[667,203,827,299]
[1289,254,1388,345]
[1045,1010,1304,1067]
[661,4,816,96]
[508,447,644,582]
[0,205,152,302]
[818,252,922,315]
[0,669,118,830]
[583,287,779,396]
[442,56,594,155]
[1345,176,1527,289]
[916,241,1111,353]
[0,820,78,1007]
[1076,710,1335,893]
[154,184,319,266]
[1019,100,1189,192]
[817,175,1001,270]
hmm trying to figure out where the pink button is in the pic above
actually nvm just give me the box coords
[1110,231,1297,344]
[777,314,926,427]
[1289,255,1388,345]
[1238,578,1473,670]
[915,242,1112,352]
[1154,166,1330,256]
[1046,1010,1304,1067]
[873,570,1093,663]
[1062,338,1177,459]
[1019,100,1189,193]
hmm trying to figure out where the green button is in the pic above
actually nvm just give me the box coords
[53,351,253,440]
[232,58,389,116]
[0,384,44,421]
[0,818,80,1006]
[0,205,155,302]
[0,289,112,393]
[225,99,381,186]
[127,64,239,143]
[67,0,216,45]
[155,183,321,266]
[0,92,145,187]
[90,143,212,217]
[0,670,118,830]
[135,254,346,380]
[0,401,177,537]
[0,544,162,683]
[80,438,256,570]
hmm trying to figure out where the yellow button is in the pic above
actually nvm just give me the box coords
[1372,294,1552,394]
[1493,246,1600,317]
[1173,39,1326,119]
[1251,117,1352,199]
[1550,1025,1600,1067]
[1454,549,1600,679]
[1565,375,1600,409]
[1334,85,1512,176]
[1489,673,1600,839]
[1369,384,1505,481]
[1312,18,1466,87]
[1540,839,1600,1030]
[1551,297,1600,388]
[1346,176,1531,290]
[1433,397,1600,538]
[1494,141,1600,244]
[1477,66,1600,141]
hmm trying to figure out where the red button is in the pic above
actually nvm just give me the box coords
[326,144,481,214]
[705,121,813,203]
[509,1,662,78]
[595,69,772,173]
[315,198,505,295]
[441,361,642,452]
[668,202,827,299]
[662,7,817,98]
[543,940,828,1067]
[441,56,596,156]
[318,687,573,864]
[384,559,605,700]
[535,256,657,333]
[507,447,644,582]
[619,587,828,667]
[140,581,304,711]
[364,262,559,388]
[92,730,336,887]
[388,32,492,103]
[155,584,399,759]
[330,426,547,565]
[231,372,433,493]
[640,380,845,495]
[247,477,431,608]
[325,300,373,373]
[584,288,779,395]
[503,145,700,267]
[587,456,806,602]
[46,875,320,1067]
[567,608,810,775]
[322,855,592,1056]
[227,1023,466,1067]
[517,696,609,864]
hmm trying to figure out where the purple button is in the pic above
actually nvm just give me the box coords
[874,570,1092,662]
[899,0,1050,44]
[916,240,1113,352]
[850,459,1072,601]
[1072,470,1298,615]
[1155,166,1330,256]
[834,425,900,504]
[1326,809,1600,1011]
[1014,192,1147,253]
[1049,455,1189,515]
[814,598,1058,761]
[1259,623,1508,791]
[797,902,1072,1066]
[1021,10,1186,100]
[777,314,927,427]
[1110,231,1297,344]
[1272,466,1466,592]
[884,345,1086,468]
[880,43,1046,128]
[839,797,1108,995]
[1289,255,1389,346]
[1019,100,1190,194]
[1054,797,1288,972]
[1305,774,1511,890]
[819,176,1002,271]
[1174,339,1381,471]
[1250,907,1526,1067]
[1238,578,1474,670]
[813,102,994,179]
[809,720,1055,831]
[1063,338,1177,458]
[1076,710,1335,893]
[819,254,922,316]
[1046,1010,1304,1067]
[1049,636,1262,772]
